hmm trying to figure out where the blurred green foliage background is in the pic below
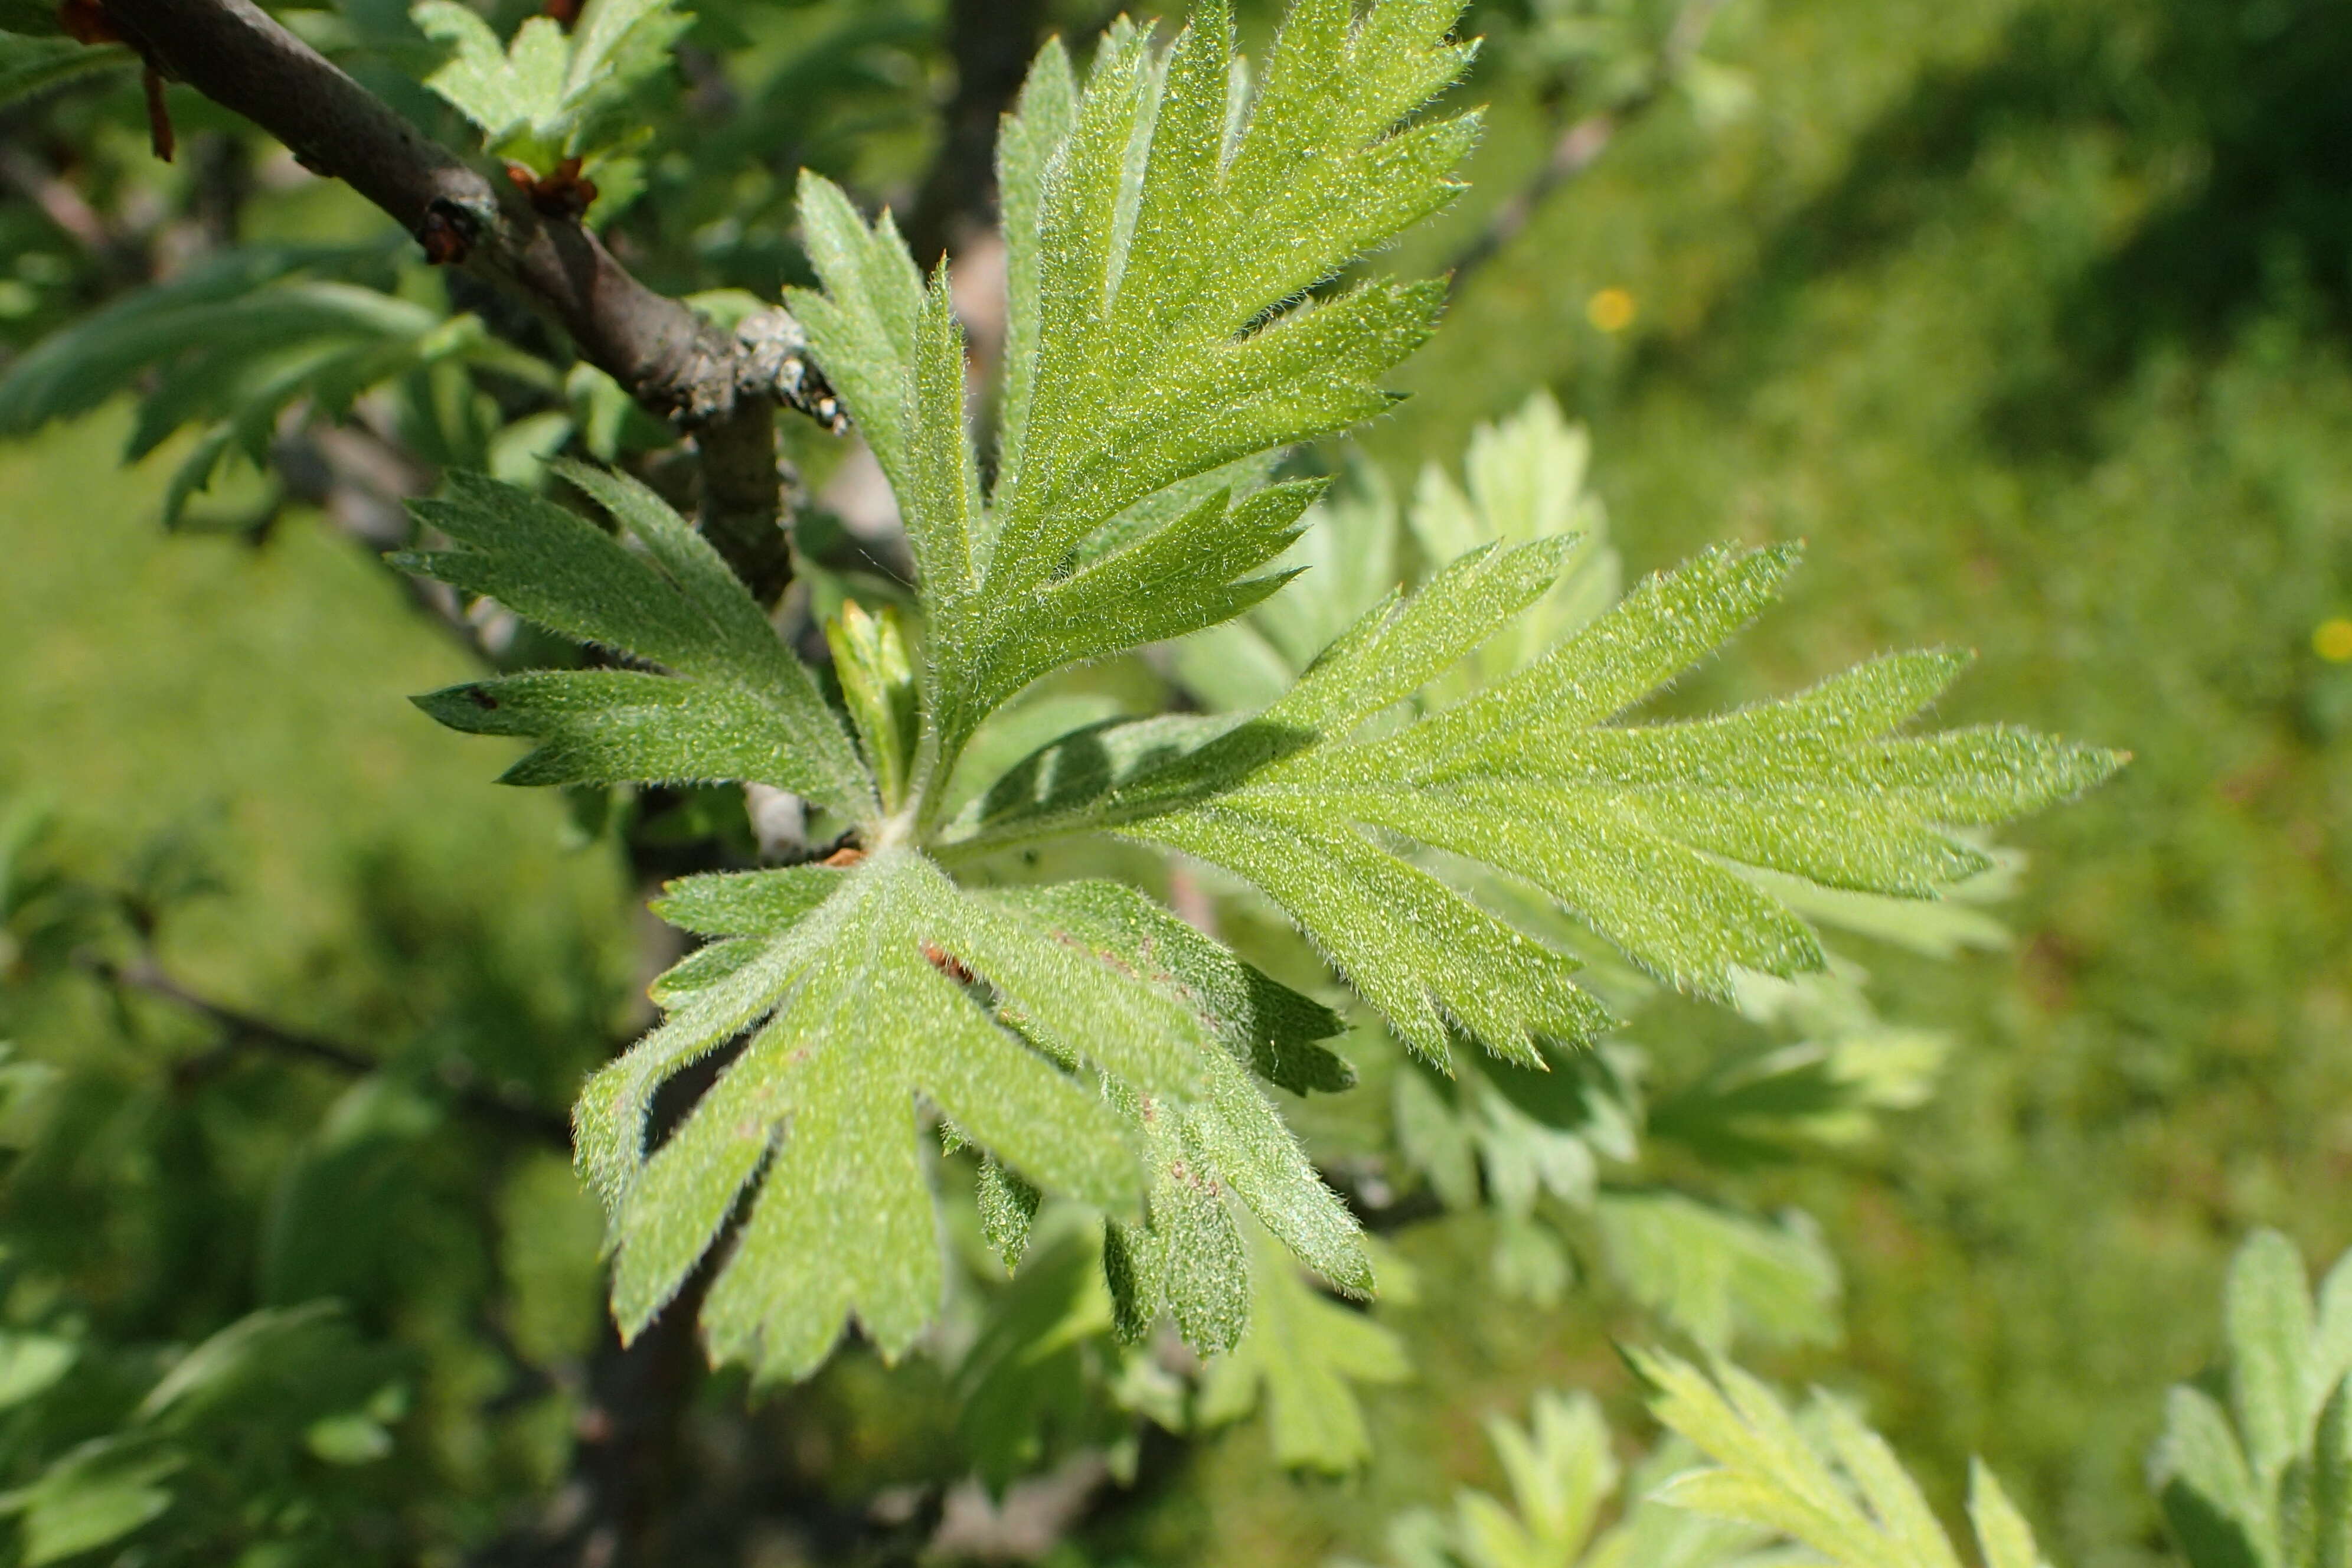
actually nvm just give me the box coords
[2,0,2348,1563]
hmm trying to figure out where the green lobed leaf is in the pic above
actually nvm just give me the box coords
[584,851,1373,1377]
[413,0,687,164]
[399,465,873,816]
[1593,1193,1840,1354]
[1194,1221,1410,1472]
[1056,543,2120,1066]
[590,851,1165,1380]
[0,32,132,110]
[1638,1348,2054,1568]
[791,0,1479,785]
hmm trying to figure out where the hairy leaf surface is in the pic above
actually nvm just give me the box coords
[1195,1223,1410,1472]
[955,542,2120,1067]
[791,0,1478,785]
[401,464,872,816]
[1637,1350,2054,1568]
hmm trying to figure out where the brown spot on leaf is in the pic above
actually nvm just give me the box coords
[923,943,976,986]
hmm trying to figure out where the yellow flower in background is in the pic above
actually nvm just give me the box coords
[1587,286,1637,332]
[2315,618,2352,662]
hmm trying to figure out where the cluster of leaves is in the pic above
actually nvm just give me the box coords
[394,0,2115,1462]
[0,0,942,528]
[0,1302,409,1567]
[1350,1228,2352,1568]
[0,0,2136,1545]
[413,0,691,216]
[0,792,630,1567]
[1343,1351,2052,1568]
[2152,1230,2352,1568]
[1474,0,1756,129]
[1350,1386,1781,1568]
[2,811,414,1566]
[0,241,638,531]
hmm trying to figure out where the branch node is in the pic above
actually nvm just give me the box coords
[418,197,481,266]
[733,308,849,435]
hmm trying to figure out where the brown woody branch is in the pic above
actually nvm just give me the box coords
[96,0,841,604]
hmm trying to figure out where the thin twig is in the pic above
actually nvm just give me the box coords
[1448,0,1732,292]
[82,951,574,1149]
[0,143,141,275]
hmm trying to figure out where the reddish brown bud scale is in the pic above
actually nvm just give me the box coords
[505,158,599,220]
[921,944,976,986]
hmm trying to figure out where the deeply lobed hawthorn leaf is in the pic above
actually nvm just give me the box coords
[400,462,872,817]
[577,852,1365,1378]
[400,0,2119,1391]
[949,541,2121,1067]
[588,850,1158,1380]
[1195,1221,1410,1472]
[1636,1348,2055,1568]
[790,0,1479,789]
